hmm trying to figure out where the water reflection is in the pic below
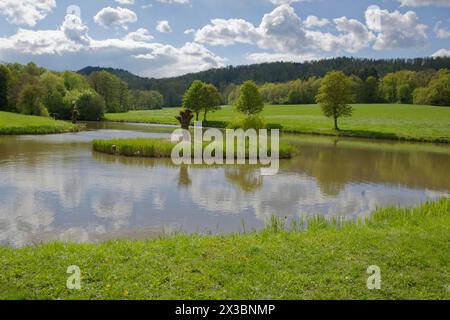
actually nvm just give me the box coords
[0,124,449,247]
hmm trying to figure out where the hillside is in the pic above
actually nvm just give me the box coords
[78,56,450,107]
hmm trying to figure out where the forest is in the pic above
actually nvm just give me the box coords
[0,62,164,121]
[80,56,450,107]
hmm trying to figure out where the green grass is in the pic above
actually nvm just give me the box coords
[0,111,79,135]
[106,104,450,143]
[93,138,295,159]
[1,198,449,300]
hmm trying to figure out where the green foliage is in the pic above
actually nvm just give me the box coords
[199,83,222,121]
[17,82,48,116]
[182,80,205,121]
[235,80,264,115]
[129,90,164,110]
[0,65,10,110]
[62,71,90,91]
[316,71,353,130]
[227,114,266,130]
[413,69,450,106]
[89,71,128,113]
[80,57,450,107]
[74,90,106,121]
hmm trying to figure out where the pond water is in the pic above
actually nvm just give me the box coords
[1,122,449,247]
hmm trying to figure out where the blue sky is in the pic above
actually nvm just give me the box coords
[0,0,449,78]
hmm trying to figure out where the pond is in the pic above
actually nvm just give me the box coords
[1,122,449,247]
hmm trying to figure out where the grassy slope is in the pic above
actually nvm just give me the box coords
[1,199,449,300]
[0,111,78,135]
[106,104,450,143]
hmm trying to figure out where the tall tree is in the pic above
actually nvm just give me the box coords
[182,80,205,121]
[316,71,353,131]
[200,83,222,121]
[235,80,264,115]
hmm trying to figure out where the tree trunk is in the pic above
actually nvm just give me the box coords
[334,117,339,131]
[203,111,208,122]
[196,112,199,122]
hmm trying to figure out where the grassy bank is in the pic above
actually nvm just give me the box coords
[93,138,295,159]
[1,198,449,300]
[0,111,79,135]
[106,104,450,143]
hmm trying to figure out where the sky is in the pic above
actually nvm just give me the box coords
[0,0,449,78]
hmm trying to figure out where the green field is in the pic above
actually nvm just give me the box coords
[1,199,449,300]
[106,104,450,143]
[0,111,79,135]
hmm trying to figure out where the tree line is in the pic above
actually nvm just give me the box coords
[223,69,450,107]
[79,56,450,107]
[0,62,164,121]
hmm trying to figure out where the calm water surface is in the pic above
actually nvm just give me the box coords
[1,122,449,247]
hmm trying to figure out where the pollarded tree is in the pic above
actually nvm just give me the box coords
[182,80,204,121]
[235,80,264,115]
[199,83,222,122]
[316,71,353,131]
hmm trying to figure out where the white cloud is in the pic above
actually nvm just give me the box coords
[156,0,191,4]
[365,6,428,50]
[156,20,172,33]
[115,0,135,4]
[0,13,225,78]
[0,0,55,26]
[195,19,259,46]
[432,48,450,57]
[304,15,330,28]
[397,0,450,7]
[268,0,307,4]
[123,28,154,42]
[184,28,195,35]
[94,7,137,29]
[195,4,374,56]
[434,21,450,39]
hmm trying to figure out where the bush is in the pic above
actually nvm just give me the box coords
[75,91,106,121]
[227,115,266,130]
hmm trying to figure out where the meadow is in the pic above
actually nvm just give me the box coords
[1,198,449,300]
[0,111,79,135]
[106,104,450,143]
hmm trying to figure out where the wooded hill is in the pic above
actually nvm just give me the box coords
[78,56,450,107]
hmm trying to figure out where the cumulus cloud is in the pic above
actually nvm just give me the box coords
[365,6,428,50]
[304,15,330,28]
[0,13,225,78]
[156,20,172,33]
[94,6,137,29]
[115,0,135,4]
[432,48,450,57]
[123,28,154,42]
[0,0,55,26]
[195,4,374,56]
[397,0,450,7]
[195,19,260,46]
[434,21,450,39]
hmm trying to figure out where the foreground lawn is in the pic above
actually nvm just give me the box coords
[1,199,449,300]
[0,111,78,135]
[106,104,450,143]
